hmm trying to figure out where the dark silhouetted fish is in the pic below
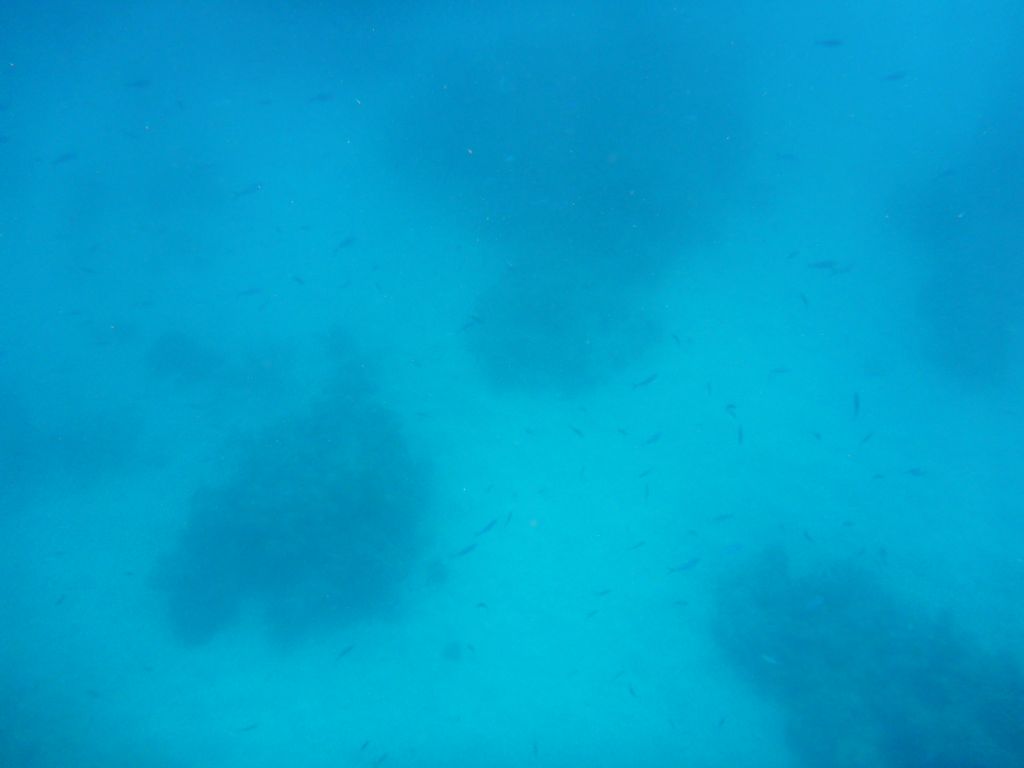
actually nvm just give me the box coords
[668,557,701,573]
[459,314,483,332]
[335,644,355,660]
[232,182,262,199]
[474,518,498,537]
[632,373,659,389]
[450,543,477,559]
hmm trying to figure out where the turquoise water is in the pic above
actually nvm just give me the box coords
[1,2,1022,766]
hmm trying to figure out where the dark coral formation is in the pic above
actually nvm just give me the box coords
[391,4,743,394]
[713,549,1024,768]
[156,368,430,645]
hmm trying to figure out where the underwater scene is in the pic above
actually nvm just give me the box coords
[1,1,1022,766]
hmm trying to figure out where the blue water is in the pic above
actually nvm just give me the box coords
[2,2,1023,766]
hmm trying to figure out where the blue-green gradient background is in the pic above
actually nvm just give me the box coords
[1,2,1022,766]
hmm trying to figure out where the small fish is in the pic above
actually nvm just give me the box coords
[335,644,355,660]
[883,71,907,81]
[474,518,498,537]
[51,152,77,166]
[451,543,478,558]
[815,38,844,48]
[853,392,861,418]
[628,683,638,698]
[668,557,701,573]
[638,467,654,478]
[594,589,612,597]
[712,513,735,523]
[807,260,837,270]
[459,314,483,332]
[360,741,370,752]
[232,182,262,199]
[804,595,825,612]
[632,373,659,389]
[799,293,810,307]
[585,609,599,620]
[124,79,151,89]
[334,235,357,251]
[906,467,926,477]
[308,91,334,103]
[235,287,262,297]
[643,432,662,446]
[569,425,584,438]
[769,367,790,375]
[627,540,646,551]
[372,754,388,767]
[671,333,682,347]
[235,722,260,733]
[725,404,737,418]
[859,431,874,446]
[737,426,744,445]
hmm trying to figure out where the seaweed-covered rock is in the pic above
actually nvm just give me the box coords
[713,549,1024,768]
[156,376,430,645]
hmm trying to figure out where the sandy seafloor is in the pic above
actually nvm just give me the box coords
[1,2,1023,767]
